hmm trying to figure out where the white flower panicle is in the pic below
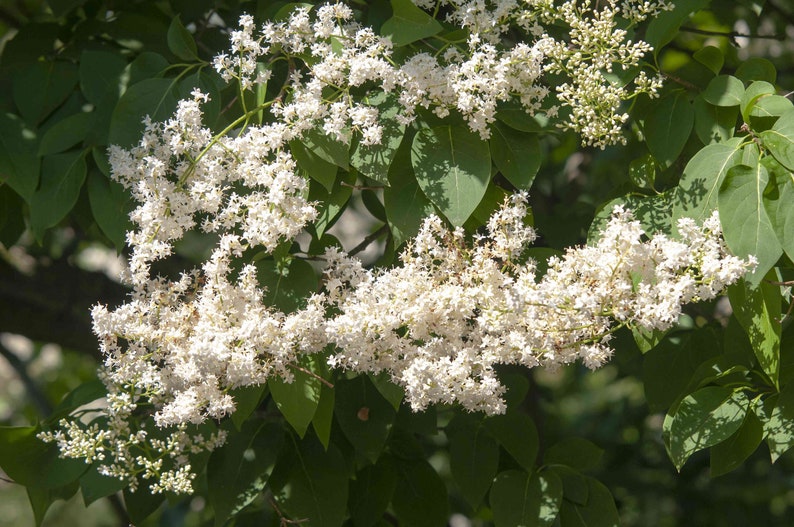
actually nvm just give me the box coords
[108,88,317,287]
[209,1,668,145]
[41,192,751,492]
[324,197,753,414]
[40,0,746,497]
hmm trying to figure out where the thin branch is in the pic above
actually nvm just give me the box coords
[680,26,785,41]
[290,364,334,389]
[269,496,309,526]
[661,72,697,91]
[0,341,52,417]
[348,224,389,257]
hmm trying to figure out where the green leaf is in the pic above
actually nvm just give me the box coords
[349,457,398,527]
[13,61,78,125]
[735,58,777,84]
[79,50,126,105]
[229,384,269,431]
[312,381,335,449]
[740,81,776,124]
[728,276,781,388]
[167,15,199,61]
[485,411,539,472]
[558,477,620,527]
[38,111,91,156]
[49,379,106,423]
[490,121,541,189]
[550,466,588,506]
[392,458,449,527]
[693,46,724,74]
[123,482,165,525]
[385,135,435,245]
[411,124,490,226]
[672,142,742,225]
[448,414,500,508]
[496,103,546,133]
[629,153,657,190]
[0,426,87,489]
[702,75,745,107]
[544,437,604,472]
[368,372,404,410]
[645,91,694,168]
[693,95,737,145]
[710,409,763,477]
[127,52,170,86]
[29,151,88,241]
[490,470,562,527]
[631,326,666,354]
[335,375,397,463]
[350,92,406,184]
[268,355,324,437]
[208,420,283,527]
[760,108,794,171]
[304,128,350,169]
[79,464,127,506]
[0,112,40,201]
[718,162,782,284]
[27,482,79,527]
[279,437,349,527]
[643,330,722,412]
[381,0,443,46]
[87,167,133,251]
[467,182,509,227]
[309,171,355,237]
[256,257,318,313]
[758,382,794,462]
[666,387,748,471]
[291,139,339,192]
[762,156,794,261]
[686,354,751,394]
[109,78,180,148]
[644,0,709,54]
[750,95,793,121]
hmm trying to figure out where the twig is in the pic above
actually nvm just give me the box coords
[349,224,389,257]
[0,341,52,417]
[269,496,309,526]
[661,72,697,91]
[290,364,334,389]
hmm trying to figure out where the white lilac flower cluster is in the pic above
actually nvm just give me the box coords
[40,1,750,496]
[213,0,669,146]
[39,193,751,492]
[324,196,754,414]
